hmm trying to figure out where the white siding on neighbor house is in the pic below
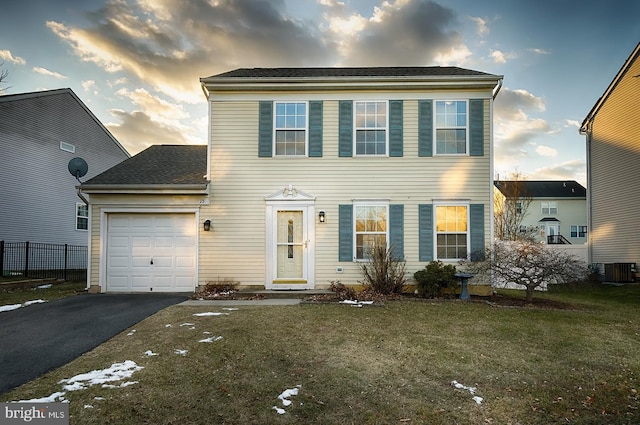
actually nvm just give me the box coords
[0,90,129,246]
[200,94,493,288]
[588,52,640,266]
[520,198,587,244]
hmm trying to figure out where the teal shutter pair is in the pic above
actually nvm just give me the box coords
[338,100,403,157]
[338,204,404,261]
[258,101,323,157]
[418,204,485,261]
[418,99,485,157]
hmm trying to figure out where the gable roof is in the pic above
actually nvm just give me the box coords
[81,144,207,190]
[201,66,503,95]
[580,41,640,133]
[0,88,130,157]
[205,66,498,79]
[494,180,586,198]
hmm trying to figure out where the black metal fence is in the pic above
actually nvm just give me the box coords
[0,241,87,281]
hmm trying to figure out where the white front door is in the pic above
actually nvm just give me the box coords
[276,211,304,280]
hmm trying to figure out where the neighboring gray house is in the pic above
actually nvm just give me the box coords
[0,88,130,246]
[494,180,587,244]
[580,41,640,282]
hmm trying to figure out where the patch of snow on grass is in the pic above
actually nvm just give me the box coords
[59,360,144,392]
[174,349,188,356]
[273,385,301,414]
[199,336,223,343]
[1,299,48,313]
[15,392,66,403]
[193,312,229,317]
[127,329,136,336]
[37,284,53,289]
[340,300,374,307]
[451,380,483,405]
[144,350,158,357]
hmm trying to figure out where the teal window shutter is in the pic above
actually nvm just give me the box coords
[469,204,485,260]
[389,204,404,258]
[469,99,484,156]
[338,100,353,157]
[418,204,433,261]
[258,101,273,157]
[339,205,353,261]
[389,100,403,157]
[308,101,323,157]
[418,100,433,157]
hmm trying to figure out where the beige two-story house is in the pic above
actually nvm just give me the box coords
[81,67,502,293]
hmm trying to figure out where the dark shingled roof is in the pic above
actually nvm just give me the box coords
[82,145,207,186]
[494,180,586,198]
[205,66,498,79]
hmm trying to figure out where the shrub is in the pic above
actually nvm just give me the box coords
[359,245,408,295]
[329,280,357,300]
[413,261,458,298]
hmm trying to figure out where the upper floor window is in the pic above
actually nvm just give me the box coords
[354,203,388,260]
[541,201,557,215]
[275,102,307,156]
[435,100,467,155]
[76,203,88,230]
[355,101,387,156]
[515,201,523,214]
[435,204,468,260]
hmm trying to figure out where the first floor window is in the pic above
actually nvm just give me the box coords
[275,102,307,156]
[76,203,88,230]
[571,225,587,238]
[435,205,468,259]
[355,204,387,259]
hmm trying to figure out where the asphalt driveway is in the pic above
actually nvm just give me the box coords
[0,293,188,395]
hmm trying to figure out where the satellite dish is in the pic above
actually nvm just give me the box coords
[68,157,88,182]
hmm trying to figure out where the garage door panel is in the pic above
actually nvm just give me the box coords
[107,213,196,293]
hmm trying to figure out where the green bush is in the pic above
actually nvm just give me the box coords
[413,261,458,298]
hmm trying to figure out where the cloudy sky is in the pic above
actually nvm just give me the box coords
[1,0,638,186]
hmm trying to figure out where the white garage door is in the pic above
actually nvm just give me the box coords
[106,213,196,292]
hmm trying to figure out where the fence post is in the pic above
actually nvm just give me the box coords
[64,244,68,281]
[24,241,30,278]
[0,240,4,277]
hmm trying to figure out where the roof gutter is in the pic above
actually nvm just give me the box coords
[492,78,503,100]
[76,186,89,205]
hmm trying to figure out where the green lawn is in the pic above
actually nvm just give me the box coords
[0,280,86,306]
[1,285,639,424]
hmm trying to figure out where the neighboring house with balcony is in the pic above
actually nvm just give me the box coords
[580,41,640,282]
[0,88,130,247]
[80,67,502,293]
[494,180,587,245]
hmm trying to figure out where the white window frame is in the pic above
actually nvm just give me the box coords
[434,202,470,261]
[76,202,88,231]
[541,201,558,214]
[434,100,469,155]
[353,100,389,157]
[353,200,389,261]
[273,101,308,157]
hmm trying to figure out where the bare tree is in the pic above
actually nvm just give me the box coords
[465,240,588,302]
[0,62,8,93]
[494,173,536,241]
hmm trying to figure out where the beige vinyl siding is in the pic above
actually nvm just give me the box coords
[200,97,492,288]
[589,54,640,265]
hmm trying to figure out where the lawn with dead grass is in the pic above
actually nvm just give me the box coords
[1,285,639,424]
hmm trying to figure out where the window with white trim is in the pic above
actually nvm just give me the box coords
[435,204,468,260]
[355,101,387,155]
[435,100,467,154]
[541,201,557,214]
[354,203,388,260]
[274,102,307,156]
[570,225,587,238]
[76,203,88,230]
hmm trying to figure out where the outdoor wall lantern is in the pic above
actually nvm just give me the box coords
[319,211,326,223]
[203,219,211,231]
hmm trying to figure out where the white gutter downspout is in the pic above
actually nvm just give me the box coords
[76,186,89,205]
[579,120,593,266]
[492,78,503,100]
